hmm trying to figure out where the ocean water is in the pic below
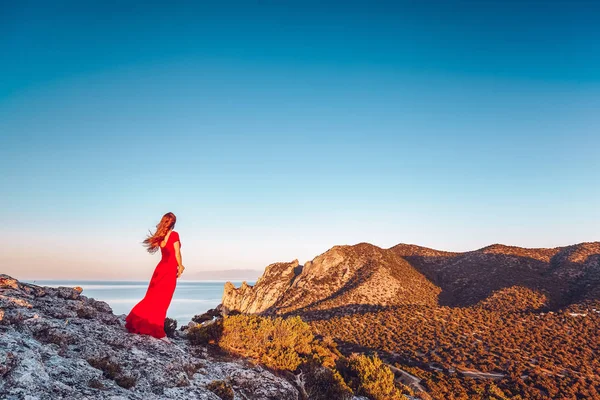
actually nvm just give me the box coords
[27,280,253,326]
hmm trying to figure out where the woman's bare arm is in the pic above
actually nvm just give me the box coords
[174,241,185,278]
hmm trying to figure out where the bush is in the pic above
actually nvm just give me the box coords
[88,378,105,390]
[476,286,548,312]
[164,317,177,338]
[115,375,137,389]
[207,380,234,400]
[218,315,337,372]
[187,320,223,345]
[87,356,137,390]
[300,361,353,400]
[183,361,204,378]
[338,354,403,400]
[87,356,121,380]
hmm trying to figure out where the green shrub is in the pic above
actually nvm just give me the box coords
[207,380,234,400]
[164,317,177,338]
[187,320,223,345]
[338,353,404,400]
[183,361,204,378]
[301,361,353,400]
[218,315,336,372]
[87,356,121,380]
[87,356,136,389]
[115,375,137,389]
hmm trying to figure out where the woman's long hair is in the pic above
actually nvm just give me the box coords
[143,212,176,254]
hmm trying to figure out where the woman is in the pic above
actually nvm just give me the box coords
[125,212,185,341]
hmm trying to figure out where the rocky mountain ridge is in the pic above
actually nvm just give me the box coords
[223,243,440,315]
[222,241,600,314]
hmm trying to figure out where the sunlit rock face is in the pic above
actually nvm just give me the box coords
[0,275,299,400]
[222,243,441,316]
[222,259,301,314]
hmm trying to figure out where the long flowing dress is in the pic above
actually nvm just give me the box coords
[125,231,180,338]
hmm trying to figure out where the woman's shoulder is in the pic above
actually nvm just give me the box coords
[171,231,180,241]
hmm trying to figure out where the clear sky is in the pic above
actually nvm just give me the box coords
[1,1,598,280]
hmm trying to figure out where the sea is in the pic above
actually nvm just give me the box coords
[25,280,253,326]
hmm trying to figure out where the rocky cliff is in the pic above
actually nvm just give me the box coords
[222,242,600,314]
[222,260,302,314]
[222,243,441,315]
[0,275,299,400]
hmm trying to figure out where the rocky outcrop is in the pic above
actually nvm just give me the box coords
[223,242,600,315]
[222,260,301,314]
[0,275,299,400]
[223,243,441,315]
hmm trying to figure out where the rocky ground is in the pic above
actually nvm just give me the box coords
[0,275,300,400]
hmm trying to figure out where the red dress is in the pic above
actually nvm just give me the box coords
[125,231,180,338]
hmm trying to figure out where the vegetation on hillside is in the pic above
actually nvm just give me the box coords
[309,297,600,399]
[216,241,600,399]
[338,353,407,400]
[187,315,407,400]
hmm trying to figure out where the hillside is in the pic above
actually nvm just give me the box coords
[392,241,600,307]
[223,242,600,314]
[309,302,600,399]
[221,241,600,399]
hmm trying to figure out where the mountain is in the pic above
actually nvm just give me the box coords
[222,241,600,314]
[220,241,600,399]
[223,243,441,315]
[391,241,600,308]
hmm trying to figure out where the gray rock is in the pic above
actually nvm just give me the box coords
[0,275,299,400]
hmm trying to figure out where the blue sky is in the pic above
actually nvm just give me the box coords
[1,1,598,279]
